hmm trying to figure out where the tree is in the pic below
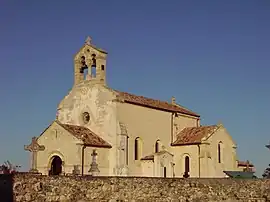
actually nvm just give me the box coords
[262,164,270,179]
[0,161,21,174]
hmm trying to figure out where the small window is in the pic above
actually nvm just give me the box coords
[126,136,129,165]
[134,137,139,160]
[218,143,221,163]
[185,156,190,173]
[163,167,167,178]
[183,156,190,178]
[155,140,160,153]
[82,112,90,124]
[101,65,105,71]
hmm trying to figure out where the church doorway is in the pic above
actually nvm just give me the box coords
[49,156,62,175]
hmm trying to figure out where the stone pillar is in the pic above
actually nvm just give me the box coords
[88,149,100,176]
[95,56,107,85]
[74,60,83,85]
[24,137,45,173]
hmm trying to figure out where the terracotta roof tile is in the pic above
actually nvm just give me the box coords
[237,161,254,167]
[172,125,218,146]
[56,121,111,148]
[141,151,173,161]
[141,154,154,161]
[115,91,200,117]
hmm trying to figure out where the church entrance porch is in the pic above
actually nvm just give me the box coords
[49,156,62,175]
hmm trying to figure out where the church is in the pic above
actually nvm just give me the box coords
[24,37,250,178]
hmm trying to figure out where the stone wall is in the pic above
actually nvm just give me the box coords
[0,174,270,202]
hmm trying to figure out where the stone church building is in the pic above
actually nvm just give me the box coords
[25,37,246,178]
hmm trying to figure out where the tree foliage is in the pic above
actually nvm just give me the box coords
[0,161,21,174]
[262,164,270,179]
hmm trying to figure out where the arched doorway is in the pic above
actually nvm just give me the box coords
[49,156,62,175]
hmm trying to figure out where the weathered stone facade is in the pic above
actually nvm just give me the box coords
[1,174,270,202]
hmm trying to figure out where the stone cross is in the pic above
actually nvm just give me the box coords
[92,149,98,163]
[246,160,250,171]
[24,137,45,173]
[85,36,92,45]
[88,149,100,176]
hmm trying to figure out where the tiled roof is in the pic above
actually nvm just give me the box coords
[56,121,111,148]
[171,125,218,146]
[141,151,173,161]
[115,91,200,117]
[141,154,154,161]
[237,161,254,167]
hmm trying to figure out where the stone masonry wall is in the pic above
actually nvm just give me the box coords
[0,174,270,202]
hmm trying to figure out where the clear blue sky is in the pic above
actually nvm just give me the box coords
[0,1,269,176]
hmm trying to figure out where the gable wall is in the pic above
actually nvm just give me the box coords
[36,122,82,175]
[202,127,238,177]
[57,85,118,175]
[172,113,199,142]
[57,85,117,146]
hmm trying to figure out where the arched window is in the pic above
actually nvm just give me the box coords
[91,54,96,78]
[134,137,140,160]
[185,156,190,173]
[163,167,167,178]
[183,155,190,178]
[155,140,160,153]
[218,142,222,163]
[80,56,88,80]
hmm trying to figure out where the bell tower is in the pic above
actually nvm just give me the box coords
[74,36,108,86]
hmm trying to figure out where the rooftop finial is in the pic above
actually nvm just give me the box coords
[85,36,92,45]
[171,96,176,105]
[217,121,223,126]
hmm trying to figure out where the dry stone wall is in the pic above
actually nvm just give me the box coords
[0,173,270,202]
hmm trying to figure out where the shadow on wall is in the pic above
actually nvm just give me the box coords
[0,174,14,202]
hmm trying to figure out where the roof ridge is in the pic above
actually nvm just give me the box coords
[114,89,166,101]
[183,124,217,130]
[172,124,219,146]
[112,89,200,117]
[56,120,93,131]
[173,102,199,114]
[113,89,181,106]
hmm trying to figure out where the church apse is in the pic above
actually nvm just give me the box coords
[74,36,107,86]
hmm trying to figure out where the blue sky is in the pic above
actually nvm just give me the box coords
[0,1,269,176]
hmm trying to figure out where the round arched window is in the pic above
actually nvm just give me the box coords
[82,112,90,124]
